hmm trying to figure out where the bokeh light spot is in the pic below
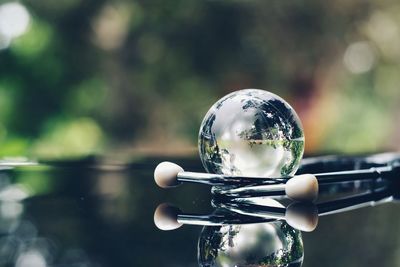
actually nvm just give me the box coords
[15,250,47,267]
[0,2,30,40]
[343,41,376,74]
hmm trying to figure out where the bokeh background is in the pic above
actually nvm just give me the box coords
[0,0,399,159]
[0,2,400,267]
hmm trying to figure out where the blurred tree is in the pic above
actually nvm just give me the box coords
[0,0,398,158]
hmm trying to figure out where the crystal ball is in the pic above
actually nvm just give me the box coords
[198,89,304,178]
[198,221,304,267]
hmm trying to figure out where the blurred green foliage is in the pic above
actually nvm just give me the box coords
[0,0,399,158]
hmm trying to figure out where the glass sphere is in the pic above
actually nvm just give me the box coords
[198,89,304,178]
[198,221,304,267]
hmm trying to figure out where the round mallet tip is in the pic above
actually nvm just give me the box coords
[154,203,183,231]
[154,161,184,188]
[285,202,319,232]
[285,174,319,202]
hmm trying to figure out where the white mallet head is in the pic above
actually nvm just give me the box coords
[285,174,319,202]
[154,203,183,231]
[154,161,184,188]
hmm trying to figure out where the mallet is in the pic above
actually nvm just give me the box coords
[154,161,400,202]
[154,161,318,202]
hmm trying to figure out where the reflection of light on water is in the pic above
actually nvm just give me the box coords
[0,175,29,221]
[0,2,30,50]
[0,237,18,264]
[15,221,38,241]
[0,36,10,50]
[2,221,55,266]
[16,250,47,267]
[0,184,28,219]
[343,41,376,74]
[0,184,29,202]
[1,201,23,218]
[0,171,93,266]
[0,157,37,167]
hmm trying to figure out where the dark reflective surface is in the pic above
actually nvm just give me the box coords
[0,155,400,267]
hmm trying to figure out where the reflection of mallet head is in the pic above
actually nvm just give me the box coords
[154,203,183,231]
[285,202,319,232]
[154,161,319,202]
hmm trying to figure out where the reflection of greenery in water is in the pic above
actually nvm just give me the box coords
[198,221,304,267]
[201,138,304,177]
[259,223,304,266]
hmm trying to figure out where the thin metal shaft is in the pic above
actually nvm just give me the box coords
[176,212,276,226]
[212,184,286,198]
[177,171,285,185]
[314,165,396,184]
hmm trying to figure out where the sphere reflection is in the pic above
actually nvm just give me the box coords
[198,221,304,267]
